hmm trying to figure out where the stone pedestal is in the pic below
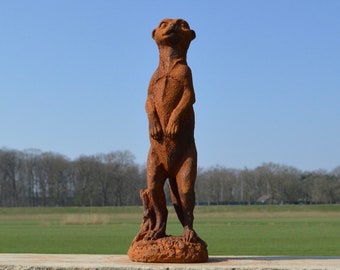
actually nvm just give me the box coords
[128,235,208,263]
[1,254,340,270]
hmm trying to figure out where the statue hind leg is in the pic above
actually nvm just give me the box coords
[145,149,168,240]
[169,177,185,227]
[170,152,198,242]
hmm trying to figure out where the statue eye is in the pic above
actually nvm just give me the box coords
[159,21,167,28]
[180,22,189,29]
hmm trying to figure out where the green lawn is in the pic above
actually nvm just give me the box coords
[0,205,339,255]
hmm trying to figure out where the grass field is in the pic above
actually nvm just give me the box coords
[0,205,340,256]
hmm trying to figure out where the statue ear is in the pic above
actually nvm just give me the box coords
[191,30,196,40]
[152,29,156,39]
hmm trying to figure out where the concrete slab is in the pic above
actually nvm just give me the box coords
[0,254,339,270]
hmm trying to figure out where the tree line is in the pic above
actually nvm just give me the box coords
[1,148,340,207]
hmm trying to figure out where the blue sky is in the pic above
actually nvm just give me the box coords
[1,1,339,171]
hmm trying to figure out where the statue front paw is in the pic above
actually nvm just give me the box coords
[150,122,163,141]
[165,121,179,138]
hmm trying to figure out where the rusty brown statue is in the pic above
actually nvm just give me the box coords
[128,18,208,263]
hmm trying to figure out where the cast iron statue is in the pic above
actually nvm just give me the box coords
[128,18,208,263]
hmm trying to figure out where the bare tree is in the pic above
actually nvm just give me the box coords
[0,149,21,206]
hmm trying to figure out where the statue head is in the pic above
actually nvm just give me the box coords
[152,18,196,52]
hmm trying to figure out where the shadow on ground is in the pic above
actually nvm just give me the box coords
[207,256,340,263]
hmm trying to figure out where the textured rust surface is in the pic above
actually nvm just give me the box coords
[128,236,208,263]
[128,18,207,263]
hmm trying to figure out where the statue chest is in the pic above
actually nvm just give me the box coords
[152,75,183,108]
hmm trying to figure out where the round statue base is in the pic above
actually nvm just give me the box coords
[128,235,208,263]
